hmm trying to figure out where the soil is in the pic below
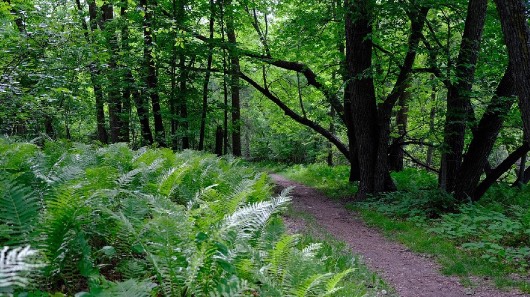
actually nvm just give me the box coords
[270,174,529,297]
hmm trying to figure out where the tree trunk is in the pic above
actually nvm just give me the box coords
[473,143,530,200]
[199,0,215,151]
[345,0,379,198]
[389,85,410,172]
[101,2,125,143]
[141,0,165,146]
[439,0,488,192]
[453,66,515,200]
[426,75,436,167]
[225,0,241,156]
[86,0,109,144]
[494,0,530,146]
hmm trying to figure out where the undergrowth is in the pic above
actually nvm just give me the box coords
[282,164,530,291]
[282,164,357,199]
[0,138,366,296]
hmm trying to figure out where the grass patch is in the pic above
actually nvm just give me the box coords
[281,164,357,199]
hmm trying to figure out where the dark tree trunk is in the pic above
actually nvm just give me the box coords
[119,1,131,143]
[86,0,109,144]
[345,0,379,198]
[225,0,241,156]
[199,0,215,151]
[178,55,194,150]
[141,0,165,146]
[389,85,410,172]
[453,66,516,200]
[101,3,124,143]
[439,0,488,192]
[328,106,335,166]
[473,143,530,200]
[494,0,530,146]
[426,75,437,167]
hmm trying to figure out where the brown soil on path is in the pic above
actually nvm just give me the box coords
[270,174,529,297]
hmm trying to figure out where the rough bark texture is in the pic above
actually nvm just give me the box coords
[345,0,379,197]
[495,0,530,146]
[440,0,488,191]
[454,66,516,200]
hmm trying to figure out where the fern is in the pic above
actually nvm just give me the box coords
[81,279,157,297]
[0,246,43,294]
[221,194,291,241]
[0,177,40,245]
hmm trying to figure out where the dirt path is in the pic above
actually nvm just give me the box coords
[270,174,528,297]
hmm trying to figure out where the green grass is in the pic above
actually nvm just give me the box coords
[281,163,530,293]
[282,164,357,199]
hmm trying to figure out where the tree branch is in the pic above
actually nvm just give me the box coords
[240,72,350,159]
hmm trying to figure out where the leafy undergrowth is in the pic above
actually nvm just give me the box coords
[0,138,370,296]
[282,164,357,199]
[282,165,530,292]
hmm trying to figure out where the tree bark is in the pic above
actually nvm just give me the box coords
[345,0,379,198]
[439,0,488,191]
[494,0,530,146]
[389,86,410,172]
[199,0,215,151]
[454,66,516,200]
[225,0,241,156]
[86,0,109,144]
[473,143,530,200]
[101,2,125,143]
[141,0,165,146]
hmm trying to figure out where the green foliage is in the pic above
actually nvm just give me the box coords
[0,139,359,296]
[282,164,357,199]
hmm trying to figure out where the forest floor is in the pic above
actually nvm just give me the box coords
[270,174,529,297]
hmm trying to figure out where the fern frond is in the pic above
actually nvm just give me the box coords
[221,195,291,241]
[293,272,332,297]
[0,178,40,245]
[322,269,354,296]
[0,246,43,293]
[85,279,157,297]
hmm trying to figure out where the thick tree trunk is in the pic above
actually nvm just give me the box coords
[85,0,109,144]
[345,0,379,198]
[494,0,530,146]
[453,66,515,200]
[141,0,165,146]
[102,3,124,143]
[439,0,488,191]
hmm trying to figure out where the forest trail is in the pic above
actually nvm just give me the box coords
[270,174,528,297]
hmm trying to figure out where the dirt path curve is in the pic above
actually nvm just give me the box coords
[270,174,528,297]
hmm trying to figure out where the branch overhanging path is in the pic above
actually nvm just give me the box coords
[270,174,529,297]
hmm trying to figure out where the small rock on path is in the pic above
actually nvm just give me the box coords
[270,174,528,297]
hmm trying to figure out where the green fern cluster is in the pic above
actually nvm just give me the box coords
[0,138,356,296]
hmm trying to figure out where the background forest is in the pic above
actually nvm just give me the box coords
[3,0,530,295]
